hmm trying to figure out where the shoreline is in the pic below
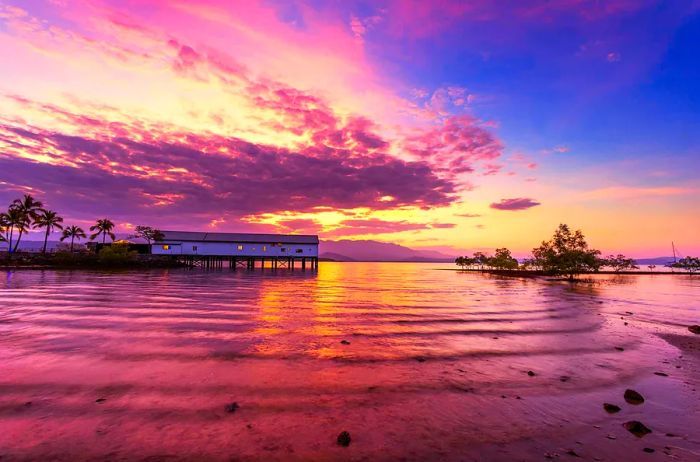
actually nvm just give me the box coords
[0,254,185,270]
[0,260,695,275]
[441,268,694,276]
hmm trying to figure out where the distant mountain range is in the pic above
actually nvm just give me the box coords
[634,257,676,265]
[319,240,454,262]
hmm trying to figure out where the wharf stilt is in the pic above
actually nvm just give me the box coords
[176,255,319,271]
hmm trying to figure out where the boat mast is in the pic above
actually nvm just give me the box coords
[672,242,677,263]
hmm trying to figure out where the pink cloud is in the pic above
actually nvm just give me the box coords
[606,52,621,62]
[0,96,460,228]
[403,115,503,182]
[489,197,541,211]
[542,145,570,154]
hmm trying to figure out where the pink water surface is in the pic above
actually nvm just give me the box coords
[0,263,698,461]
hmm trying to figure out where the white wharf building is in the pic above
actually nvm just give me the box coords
[151,231,319,269]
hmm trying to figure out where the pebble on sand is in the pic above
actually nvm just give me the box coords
[624,389,645,405]
[225,402,240,413]
[527,370,536,377]
[603,403,621,413]
[623,421,652,438]
[643,448,655,453]
[614,347,625,351]
[688,325,700,334]
[653,372,668,377]
[95,398,106,403]
[340,340,350,345]
[337,431,351,447]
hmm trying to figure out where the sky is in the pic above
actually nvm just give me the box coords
[0,0,699,257]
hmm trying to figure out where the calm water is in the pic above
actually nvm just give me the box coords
[0,263,698,461]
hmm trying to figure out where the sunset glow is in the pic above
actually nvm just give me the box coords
[1,0,699,256]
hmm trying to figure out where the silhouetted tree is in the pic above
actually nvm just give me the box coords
[671,257,700,274]
[647,264,656,272]
[605,254,639,273]
[131,226,165,247]
[9,195,43,253]
[60,225,87,252]
[490,248,519,270]
[90,219,116,244]
[455,256,477,270]
[473,252,490,271]
[531,224,603,280]
[521,258,541,271]
[33,209,64,254]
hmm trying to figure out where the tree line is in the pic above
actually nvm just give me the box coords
[0,194,163,255]
[456,224,699,279]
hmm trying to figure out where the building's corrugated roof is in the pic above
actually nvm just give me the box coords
[160,231,319,244]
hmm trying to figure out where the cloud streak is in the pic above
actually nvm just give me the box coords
[489,198,541,211]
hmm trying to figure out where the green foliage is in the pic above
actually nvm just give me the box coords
[671,257,700,274]
[132,225,165,245]
[455,256,475,269]
[605,254,639,272]
[521,258,540,270]
[51,250,85,266]
[489,248,519,270]
[455,249,519,271]
[97,243,138,265]
[473,251,489,269]
[531,224,603,280]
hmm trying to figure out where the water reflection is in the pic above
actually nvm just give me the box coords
[0,264,698,460]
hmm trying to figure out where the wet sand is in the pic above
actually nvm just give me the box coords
[0,265,698,461]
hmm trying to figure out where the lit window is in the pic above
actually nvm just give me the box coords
[163,245,170,250]
[263,245,267,252]
[296,249,303,253]
[237,245,243,251]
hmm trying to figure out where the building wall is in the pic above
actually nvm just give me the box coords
[151,241,318,257]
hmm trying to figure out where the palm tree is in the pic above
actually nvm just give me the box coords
[5,206,31,254]
[60,225,87,252]
[90,219,116,244]
[33,209,64,254]
[10,194,43,253]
